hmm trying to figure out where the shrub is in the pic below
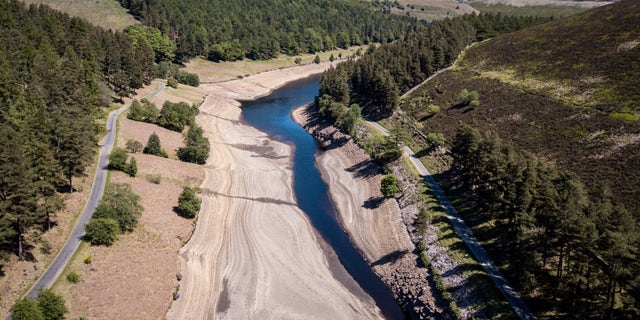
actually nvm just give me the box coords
[329,53,335,62]
[84,255,92,264]
[167,78,178,89]
[125,157,137,177]
[66,271,80,283]
[39,239,51,255]
[108,147,128,171]
[37,289,68,320]
[426,104,440,116]
[380,174,400,198]
[127,99,158,123]
[157,101,196,132]
[93,183,143,233]
[313,55,320,64]
[11,298,44,320]
[175,70,200,87]
[84,218,119,246]
[426,133,446,147]
[144,132,168,158]
[145,174,162,184]
[458,89,480,106]
[364,135,402,165]
[294,57,302,64]
[125,139,143,153]
[177,187,201,218]
[177,124,210,164]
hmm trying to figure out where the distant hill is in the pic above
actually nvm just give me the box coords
[116,0,419,62]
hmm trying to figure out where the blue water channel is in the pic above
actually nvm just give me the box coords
[241,75,405,319]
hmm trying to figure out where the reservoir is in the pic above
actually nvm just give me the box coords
[241,75,405,319]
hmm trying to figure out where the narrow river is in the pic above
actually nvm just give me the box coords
[241,75,405,319]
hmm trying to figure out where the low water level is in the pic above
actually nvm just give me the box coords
[241,75,404,319]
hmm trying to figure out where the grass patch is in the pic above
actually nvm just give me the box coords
[186,45,367,82]
[22,0,138,31]
[611,111,640,122]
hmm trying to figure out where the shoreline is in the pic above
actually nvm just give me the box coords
[292,104,452,319]
[167,62,384,319]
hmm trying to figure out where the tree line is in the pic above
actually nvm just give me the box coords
[452,124,639,318]
[116,0,420,62]
[0,0,154,261]
[319,13,552,118]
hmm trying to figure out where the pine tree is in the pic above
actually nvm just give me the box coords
[143,132,168,158]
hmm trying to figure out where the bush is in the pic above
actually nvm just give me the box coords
[329,53,335,62]
[84,218,119,246]
[175,71,200,87]
[143,132,168,158]
[364,135,402,165]
[380,174,400,198]
[11,298,44,320]
[12,290,68,320]
[458,89,480,106]
[294,57,302,64]
[39,239,51,255]
[167,78,178,89]
[37,289,68,320]
[93,183,143,233]
[124,157,137,177]
[125,139,143,153]
[177,187,201,218]
[145,174,162,184]
[84,255,92,264]
[157,101,196,132]
[127,99,159,123]
[426,104,440,116]
[66,271,80,284]
[178,124,210,164]
[313,55,320,64]
[426,132,446,147]
[108,147,128,171]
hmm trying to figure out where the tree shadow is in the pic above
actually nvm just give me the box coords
[362,196,385,209]
[371,249,410,267]
[345,159,381,178]
[321,135,350,151]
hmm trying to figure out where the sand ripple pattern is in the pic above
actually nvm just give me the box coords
[166,69,382,320]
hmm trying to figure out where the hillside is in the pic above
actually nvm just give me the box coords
[116,0,419,61]
[413,0,640,217]
[21,0,138,31]
[390,0,639,317]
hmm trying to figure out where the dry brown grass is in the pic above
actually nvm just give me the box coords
[21,0,138,31]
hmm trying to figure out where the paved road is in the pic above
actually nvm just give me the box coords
[4,81,165,320]
[366,120,537,320]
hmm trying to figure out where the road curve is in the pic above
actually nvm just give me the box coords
[4,81,165,320]
[365,120,537,320]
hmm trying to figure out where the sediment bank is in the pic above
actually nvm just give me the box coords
[292,104,452,319]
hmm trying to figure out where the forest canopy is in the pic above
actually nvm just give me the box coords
[116,0,421,62]
[0,0,154,261]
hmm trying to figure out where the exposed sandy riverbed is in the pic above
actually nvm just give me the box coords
[292,105,450,319]
[166,62,384,319]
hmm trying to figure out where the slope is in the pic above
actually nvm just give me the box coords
[393,0,639,317]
